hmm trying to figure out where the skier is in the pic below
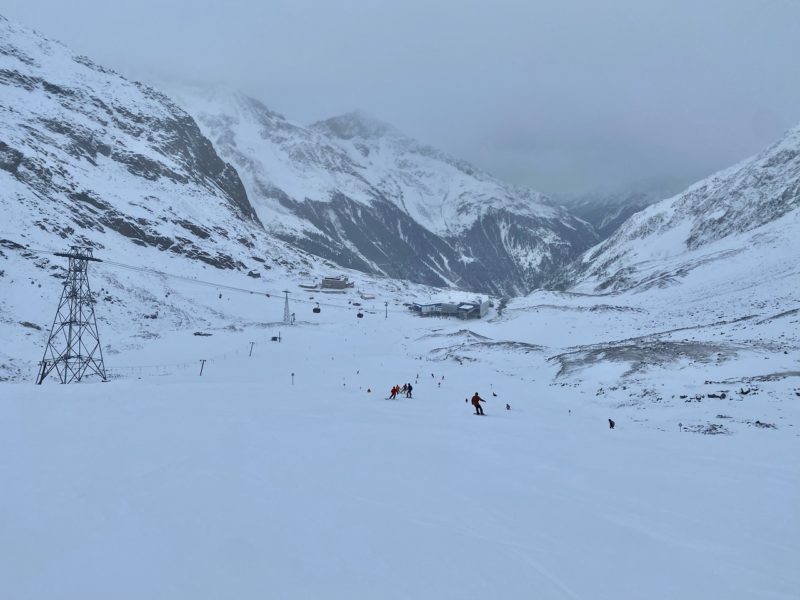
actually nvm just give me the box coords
[471,392,486,416]
[401,383,408,396]
[608,418,615,429]
[406,383,413,398]
[389,385,398,400]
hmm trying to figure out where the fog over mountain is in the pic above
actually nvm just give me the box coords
[2,11,799,599]
[3,0,800,195]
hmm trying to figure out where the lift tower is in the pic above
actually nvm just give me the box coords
[283,290,292,325]
[36,246,107,384]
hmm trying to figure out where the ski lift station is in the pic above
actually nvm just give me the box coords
[320,276,354,290]
[409,299,489,319]
[298,275,356,292]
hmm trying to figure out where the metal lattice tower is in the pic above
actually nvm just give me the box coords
[282,290,291,325]
[36,246,108,384]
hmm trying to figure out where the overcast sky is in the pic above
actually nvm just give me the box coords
[4,0,800,195]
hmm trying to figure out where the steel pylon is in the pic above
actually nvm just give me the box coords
[36,246,107,384]
[283,290,291,325]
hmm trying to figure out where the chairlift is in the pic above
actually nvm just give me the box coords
[313,302,321,314]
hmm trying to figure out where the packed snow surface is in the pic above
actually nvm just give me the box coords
[1,15,798,599]
[2,256,798,599]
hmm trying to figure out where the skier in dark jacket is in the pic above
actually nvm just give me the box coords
[406,383,413,398]
[471,392,485,415]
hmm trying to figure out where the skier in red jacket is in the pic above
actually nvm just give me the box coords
[471,392,485,415]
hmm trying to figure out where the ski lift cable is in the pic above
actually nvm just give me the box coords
[103,259,402,312]
[12,242,411,314]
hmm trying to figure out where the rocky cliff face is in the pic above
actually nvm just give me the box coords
[0,14,274,273]
[173,91,598,295]
[566,124,800,293]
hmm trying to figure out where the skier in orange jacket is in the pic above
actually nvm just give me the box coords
[471,392,485,415]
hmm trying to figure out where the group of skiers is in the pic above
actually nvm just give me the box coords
[389,383,413,399]
[381,382,620,425]
[386,382,491,416]
[384,376,492,415]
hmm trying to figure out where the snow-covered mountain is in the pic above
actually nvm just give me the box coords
[558,185,680,239]
[567,123,800,293]
[0,14,273,269]
[0,12,352,381]
[171,89,598,295]
[2,16,798,599]
[0,10,600,301]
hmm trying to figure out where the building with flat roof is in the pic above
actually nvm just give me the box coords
[320,276,354,290]
[410,299,489,319]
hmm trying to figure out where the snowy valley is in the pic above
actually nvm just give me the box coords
[1,12,799,600]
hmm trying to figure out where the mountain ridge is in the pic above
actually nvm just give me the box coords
[172,86,598,295]
[565,122,800,293]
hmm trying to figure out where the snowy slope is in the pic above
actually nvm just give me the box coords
[2,252,798,599]
[5,161,797,598]
[171,88,597,295]
[568,124,800,292]
[2,15,797,598]
[0,13,388,379]
[4,180,799,597]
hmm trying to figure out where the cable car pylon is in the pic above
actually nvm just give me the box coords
[36,246,108,384]
[282,290,292,325]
